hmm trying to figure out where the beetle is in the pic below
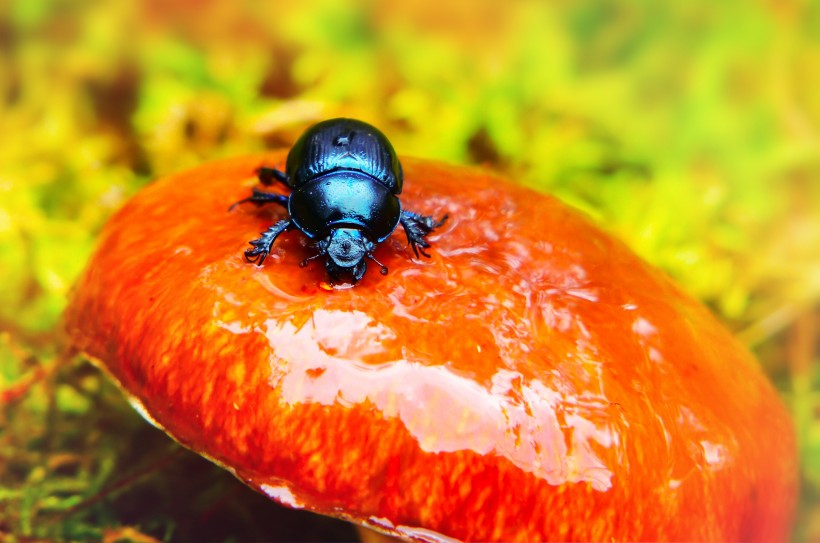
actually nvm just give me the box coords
[231,118,448,283]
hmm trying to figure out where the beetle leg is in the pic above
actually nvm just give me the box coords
[245,219,293,265]
[229,188,288,211]
[256,166,289,187]
[400,211,448,258]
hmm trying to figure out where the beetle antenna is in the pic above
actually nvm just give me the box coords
[367,253,389,275]
[299,253,324,268]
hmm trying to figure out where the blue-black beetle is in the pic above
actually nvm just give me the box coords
[232,118,447,283]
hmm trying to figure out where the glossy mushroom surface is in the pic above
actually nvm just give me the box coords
[65,153,797,541]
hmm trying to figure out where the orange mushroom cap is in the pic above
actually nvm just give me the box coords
[65,153,797,541]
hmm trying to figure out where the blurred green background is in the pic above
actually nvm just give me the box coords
[1,0,818,540]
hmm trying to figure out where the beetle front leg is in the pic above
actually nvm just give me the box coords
[229,188,288,211]
[400,210,448,258]
[245,219,293,265]
[256,166,289,187]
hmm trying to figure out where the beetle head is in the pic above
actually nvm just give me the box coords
[304,227,388,283]
[325,228,371,269]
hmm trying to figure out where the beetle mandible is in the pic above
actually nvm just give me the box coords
[231,118,448,284]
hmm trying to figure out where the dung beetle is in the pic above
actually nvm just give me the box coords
[232,118,447,283]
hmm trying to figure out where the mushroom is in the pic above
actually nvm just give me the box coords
[65,153,797,541]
